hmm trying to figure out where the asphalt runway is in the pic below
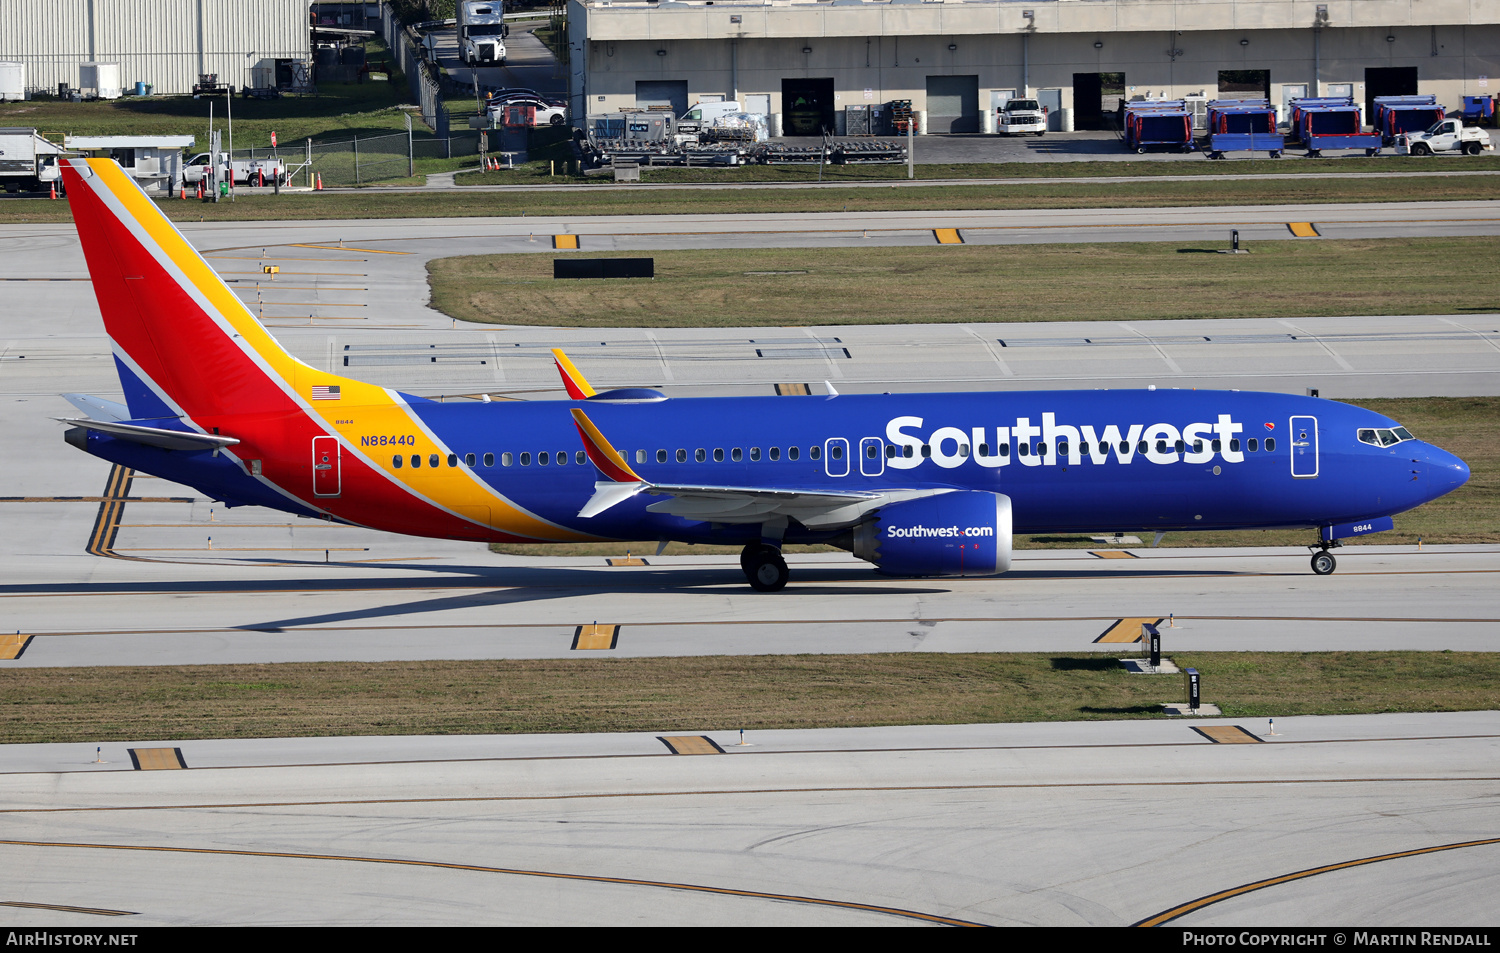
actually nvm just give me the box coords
[2,204,1497,927]
[0,713,1496,926]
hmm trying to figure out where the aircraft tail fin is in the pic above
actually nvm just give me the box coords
[60,158,318,422]
[552,349,597,400]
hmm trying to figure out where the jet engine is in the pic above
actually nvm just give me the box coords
[844,491,1012,577]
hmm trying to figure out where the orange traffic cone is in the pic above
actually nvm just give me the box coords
[315,173,323,191]
[49,183,57,199]
[196,180,204,199]
[179,182,187,200]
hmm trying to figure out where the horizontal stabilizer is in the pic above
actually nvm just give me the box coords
[57,417,240,452]
[62,394,131,422]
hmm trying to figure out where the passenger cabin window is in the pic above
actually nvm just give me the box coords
[1265,437,1276,452]
[465,453,476,467]
[501,452,512,467]
[732,448,742,462]
[520,452,531,466]
[770,447,780,461]
[677,449,687,463]
[1248,438,1258,452]
[484,453,495,467]
[557,451,567,466]
[393,455,403,468]
[787,447,799,461]
[576,451,586,465]
[1229,439,1240,453]
[714,448,724,462]
[695,449,706,463]
[448,454,458,468]
[411,454,422,468]
[750,447,761,461]
[809,446,821,461]
[657,449,668,463]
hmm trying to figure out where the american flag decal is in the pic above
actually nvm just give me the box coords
[312,385,341,400]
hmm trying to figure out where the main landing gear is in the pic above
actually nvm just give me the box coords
[741,543,789,592]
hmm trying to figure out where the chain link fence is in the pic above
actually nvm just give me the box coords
[232,128,484,188]
[381,1,450,144]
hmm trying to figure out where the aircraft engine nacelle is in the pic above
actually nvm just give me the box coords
[850,491,1012,577]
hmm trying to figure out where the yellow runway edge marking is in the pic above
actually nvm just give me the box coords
[775,383,812,396]
[553,234,579,250]
[0,634,33,660]
[606,556,649,566]
[129,748,186,771]
[1136,836,1500,926]
[572,624,619,650]
[659,736,725,755]
[933,228,964,244]
[1095,617,1164,643]
[1193,725,1263,744]
[1090,550,1138,559]
[0,900,137,917]
[1287,222,1321,237]
[289,243,411,255]
[0,839,985,927]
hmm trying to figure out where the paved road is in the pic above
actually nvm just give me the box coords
[1,713,1496,926]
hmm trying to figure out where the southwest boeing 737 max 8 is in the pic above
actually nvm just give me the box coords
[54,159,1470,590]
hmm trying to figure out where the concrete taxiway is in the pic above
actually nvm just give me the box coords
[0,713,1496,926]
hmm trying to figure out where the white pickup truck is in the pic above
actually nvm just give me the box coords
[182,153,288,185]
[997,98,1047,136]
[1394,118,1493,156]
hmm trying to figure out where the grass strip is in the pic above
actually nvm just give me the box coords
[2,174,1496,225]
[429,238,1500,328]
[2,652,1493,745]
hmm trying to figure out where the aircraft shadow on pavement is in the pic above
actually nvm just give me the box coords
[233,571,949,631]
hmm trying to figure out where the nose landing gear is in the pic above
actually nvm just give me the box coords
[1308,536,1342,575]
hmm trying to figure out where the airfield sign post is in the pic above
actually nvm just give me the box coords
[1185,668,1201,712]
[1145,623,1161,669]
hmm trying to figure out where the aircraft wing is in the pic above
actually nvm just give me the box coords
[568,406,943,528]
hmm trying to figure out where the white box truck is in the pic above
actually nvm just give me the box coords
[458,1,508,66]
[0,128,65,192]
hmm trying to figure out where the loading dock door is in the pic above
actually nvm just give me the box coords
[1364,67,1418,119]
[636,80,688,118]
[781,78,835,135]
[1218,70,1271,101]
[926,75,979,133]
[1073,73,1125,130]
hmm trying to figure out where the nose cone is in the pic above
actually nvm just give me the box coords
[1425,444,1470,493]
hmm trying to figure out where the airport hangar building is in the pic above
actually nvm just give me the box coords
[564,0,1500,135]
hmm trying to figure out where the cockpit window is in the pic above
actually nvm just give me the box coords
[1358,426,1415,447]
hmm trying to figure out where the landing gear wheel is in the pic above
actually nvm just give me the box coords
[745,549,789,592]
[1310,551,1337,575]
